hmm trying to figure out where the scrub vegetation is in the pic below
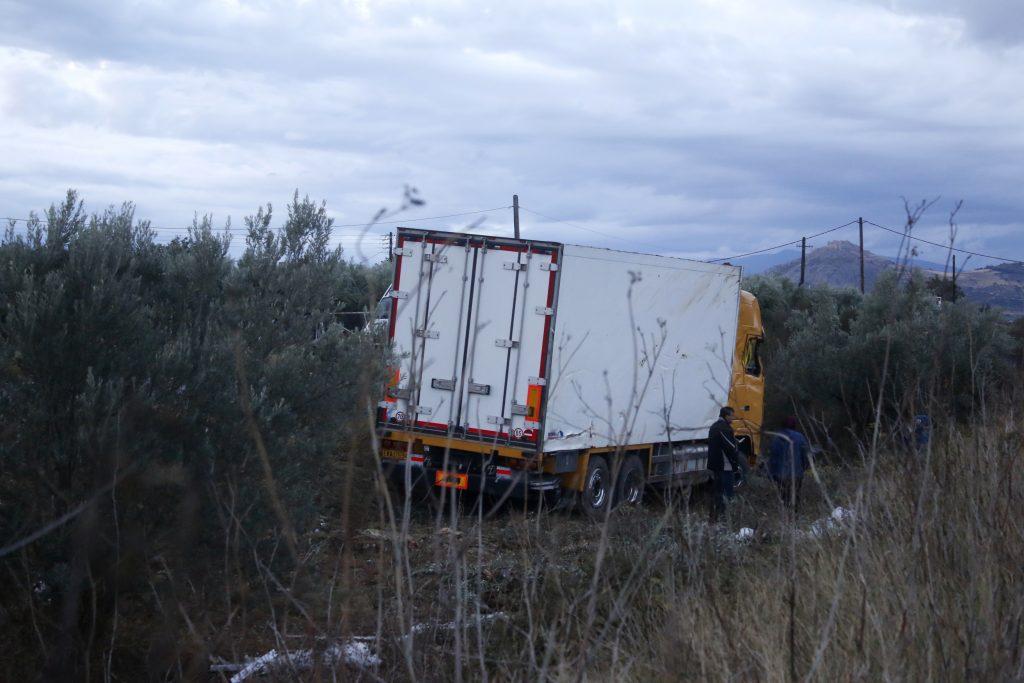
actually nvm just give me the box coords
[0,192,1021,679]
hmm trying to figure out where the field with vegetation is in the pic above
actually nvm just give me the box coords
[1,192,1022,680]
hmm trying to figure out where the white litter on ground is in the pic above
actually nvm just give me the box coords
[230,648,282,682]
[220,612,505,679]
[330,641,382,669]
[410,611,506,635]
[807,506,853,537]
[735,527,755,540]
[226,639,382,681]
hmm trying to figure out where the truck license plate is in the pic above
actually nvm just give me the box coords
[379,439,408,461]
[434,471,468,490]
[382,448,406,460]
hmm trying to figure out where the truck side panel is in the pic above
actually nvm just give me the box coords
[543,245,741,452]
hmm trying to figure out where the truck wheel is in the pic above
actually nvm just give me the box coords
[615,455,645,507]
[579,455,612,519]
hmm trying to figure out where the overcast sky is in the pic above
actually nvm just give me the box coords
[1,0,1022,265]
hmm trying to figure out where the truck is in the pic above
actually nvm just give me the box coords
[375,227,765,516]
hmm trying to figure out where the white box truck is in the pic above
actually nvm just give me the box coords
[376,227,766,516]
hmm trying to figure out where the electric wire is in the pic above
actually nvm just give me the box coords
[707,220,859,263]
[518,206,666,251]
[5,206,1022,265]
[863,220,1021,264]
[0,205,510,234]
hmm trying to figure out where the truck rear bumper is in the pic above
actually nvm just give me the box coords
[382,458,562,504]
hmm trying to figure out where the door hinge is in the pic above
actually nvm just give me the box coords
[510,402,529,416]
[392,247,413,257]
[415,329,440,339]
[467,382,491,395]
[486,415,511,425]
[534,306,553,316]
[495,338,519,349]
[424,253,448,263]
[503,262,525,271]
[527,377,547,386]
[539,262,559,271]
[389,290,409,300]
[412,405,433,416]
[431,378,456,391]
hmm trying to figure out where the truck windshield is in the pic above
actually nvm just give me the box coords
[742,337,762,376]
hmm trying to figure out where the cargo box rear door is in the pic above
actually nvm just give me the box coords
[388,234,474,431]
[459,244,556,445]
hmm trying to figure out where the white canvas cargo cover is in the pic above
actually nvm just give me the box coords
[542,245,741,452]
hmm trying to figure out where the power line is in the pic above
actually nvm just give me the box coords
[352,205,510,228]
[706,237,805,263]
[3,228,385,243]
[707,217,1023,267]
[6,205,1022,266]
[707,220,859,263]
[863,220,1022,264]
[0,205,510,235]
[518,206,666,251]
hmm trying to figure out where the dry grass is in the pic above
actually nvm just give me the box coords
[192,411,1024,681]
[5,412,1021,681]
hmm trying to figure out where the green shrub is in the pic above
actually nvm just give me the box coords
[0,190,387,676]
[745,271,1015,442]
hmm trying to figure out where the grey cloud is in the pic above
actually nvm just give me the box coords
[867,0,1024,46]
[0,0,1023,265]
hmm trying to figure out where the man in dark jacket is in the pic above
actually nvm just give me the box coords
[707,406,743,522]
[767,416,810,513]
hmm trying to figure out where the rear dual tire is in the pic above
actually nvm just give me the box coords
[616,456,645,507]
[577,454,645,519]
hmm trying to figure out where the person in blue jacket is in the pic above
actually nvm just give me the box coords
[768,416,810,513]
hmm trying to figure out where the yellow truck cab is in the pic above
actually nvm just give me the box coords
[728,290,766,463]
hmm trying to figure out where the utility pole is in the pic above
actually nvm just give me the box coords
[858,217,865,294]
[799,236,806,286]
[952,253,957,302]
[387,231,394,262]
[513,194,520,239]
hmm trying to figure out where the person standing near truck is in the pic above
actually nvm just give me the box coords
[767,416,810,513]
[708,406,743,522]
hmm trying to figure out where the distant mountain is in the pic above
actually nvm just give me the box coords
[765,240,895,290]
[736,243,945,277]
[957,263,1024,316]
[761,240,1024,317]
[734,249,802,275]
